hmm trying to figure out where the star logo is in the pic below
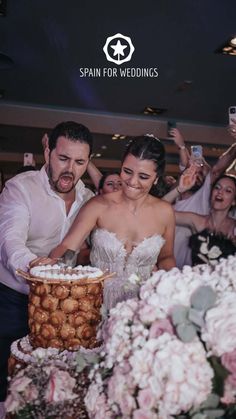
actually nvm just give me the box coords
[103,33,135,65]
[111,40,127,58]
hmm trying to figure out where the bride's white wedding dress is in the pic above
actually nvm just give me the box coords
[90,228,165,310]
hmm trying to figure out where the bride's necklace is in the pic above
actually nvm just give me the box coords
[130,207,138,216]
[124,194,147,216]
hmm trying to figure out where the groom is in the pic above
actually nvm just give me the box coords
[0,121,94,411]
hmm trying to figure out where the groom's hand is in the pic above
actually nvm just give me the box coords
[29,256,57,269]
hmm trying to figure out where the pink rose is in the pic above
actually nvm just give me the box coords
[45,368,77,402]
[221,349,236,387]
[149,318,174,339]
[222,349,236,375]
[221,379,236,404]
[227,374,236,387]
[137,388,156,410]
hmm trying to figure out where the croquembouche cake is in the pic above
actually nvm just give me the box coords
[9,263,111,370]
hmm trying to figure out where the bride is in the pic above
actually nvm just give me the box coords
[49,135,176,309]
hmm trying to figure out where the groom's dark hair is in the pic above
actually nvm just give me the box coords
[48,121,93,156]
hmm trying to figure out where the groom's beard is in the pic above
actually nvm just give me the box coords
[47,163,76,194]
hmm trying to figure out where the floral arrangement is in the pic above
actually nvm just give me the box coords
[85,255,236,418]
[5,348,99,419]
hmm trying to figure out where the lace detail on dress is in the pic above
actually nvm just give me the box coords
[90,228,165,310]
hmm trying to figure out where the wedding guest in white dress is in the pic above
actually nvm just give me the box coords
[48,135,176,309]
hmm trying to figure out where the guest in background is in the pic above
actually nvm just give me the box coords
[165,133,236,269]
[76,171,123,265]
[175,174,236,266]
[98,172,122,194]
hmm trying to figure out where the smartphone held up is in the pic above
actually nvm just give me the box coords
[23,153,35,167]
[167,121,176,137]
[229,106,236,126]
[190,145,203,167]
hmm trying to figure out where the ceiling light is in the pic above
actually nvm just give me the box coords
[143,106,166,116]
[112,134,126,140]
[95,153,101,157]
[215,35,236,55]
[230,37,236,46]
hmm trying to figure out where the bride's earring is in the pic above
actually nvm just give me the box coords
[154,177,158,185]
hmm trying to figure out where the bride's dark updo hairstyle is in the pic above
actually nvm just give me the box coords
[122,135,166,197]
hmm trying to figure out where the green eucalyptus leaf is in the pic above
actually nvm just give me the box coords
[188,307,205,328]
[171,305,189,326]
[199,393,220,409]
[191,414,207,419]
[75,352,100,373]
[176,322,197,342]
[75,353,87,372]
[201,409,225,418]
[83,352,100,365]
[190,286,217,312]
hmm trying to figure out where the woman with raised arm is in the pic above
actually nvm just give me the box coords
[49,135,176,309]
[175,173,236,266]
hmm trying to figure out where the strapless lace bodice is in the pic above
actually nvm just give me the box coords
[90,228,165,310]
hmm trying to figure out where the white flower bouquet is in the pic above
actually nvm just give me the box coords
[85,256,236,418]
